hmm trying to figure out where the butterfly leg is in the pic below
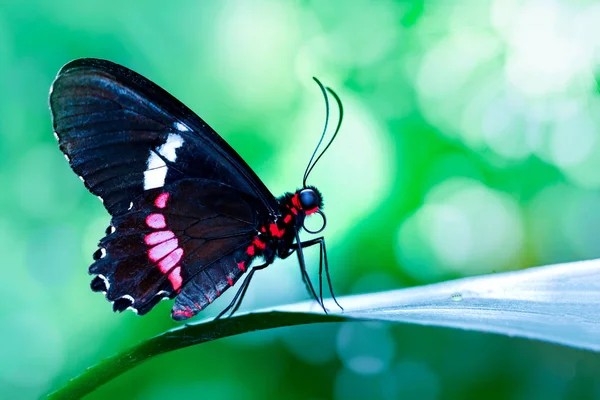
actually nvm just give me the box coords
[214,262,269,320]
[288,235,343,313]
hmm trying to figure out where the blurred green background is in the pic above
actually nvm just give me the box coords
[3,0,600,399]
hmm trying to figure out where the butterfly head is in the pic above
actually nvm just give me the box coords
[288,186,325,234]
[295,186,323,215]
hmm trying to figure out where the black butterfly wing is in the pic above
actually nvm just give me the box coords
[50,58,278,216]
[90,179,257,316]
[50,58,276,317]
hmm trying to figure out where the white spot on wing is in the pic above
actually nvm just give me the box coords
[121,294,134,302]
[63,153,70,162]
[128,202,133,211]
[53,131,59,141]
[99,248,107,258]
[175,122,190,132]
[143,133,184,190]
[158,133,184,162]
[98,274,110,290]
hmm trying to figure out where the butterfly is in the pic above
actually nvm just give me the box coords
[49,58,343,320]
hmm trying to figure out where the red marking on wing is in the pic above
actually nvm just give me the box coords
[237,261,246,272]
[194,302,203,310]
[146,213,166,229]
[155,192,170,209]
[158,248,183,273]
[269,223,285,238]
[227,276,234,286]
[204,293,212,304]
[284,214,292,223]
[261,227,266,233]
[246,245,255,256]
[148,238,178,262]
[144,230,175,245]
[253,237,266,250]
[168,266,183,291]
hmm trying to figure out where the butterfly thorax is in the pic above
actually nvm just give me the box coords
[249,187,323,264]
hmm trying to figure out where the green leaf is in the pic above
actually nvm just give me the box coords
[48,258,600,399]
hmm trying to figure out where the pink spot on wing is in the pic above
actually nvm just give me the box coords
[144,230,175,245]
[148,238,178,262]
[284,214,292,223]
[237,261,246,272]
[246,245,255,256]
[204,293,212,304]
[158,248,183,273]
[226,276,234,286]
[168,266,182,291]
[146,213,166,229]
[155,192,169,209]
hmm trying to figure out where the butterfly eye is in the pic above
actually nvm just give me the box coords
[299,188,320,211]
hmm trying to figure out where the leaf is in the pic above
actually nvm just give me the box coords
[48,258,600,399]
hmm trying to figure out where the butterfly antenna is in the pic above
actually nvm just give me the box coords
[304,87,344,181]
[303,77,330,188]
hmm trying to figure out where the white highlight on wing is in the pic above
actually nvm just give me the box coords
[143,133,184,190]
[97,274,110,290]
[175,122,190,132]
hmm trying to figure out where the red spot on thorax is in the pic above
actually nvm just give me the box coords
[246,245,255,256]
[284,214,292,223]
[237,261,246,272]
[261,227,266,233]
[155,192,169,209]
[292,193,301,209]
[290,207,298,215]
[306,207,318,215]
[269,223,285,238]
[253,237,266,250]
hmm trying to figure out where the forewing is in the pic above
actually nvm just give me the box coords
[50,58,278,216]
